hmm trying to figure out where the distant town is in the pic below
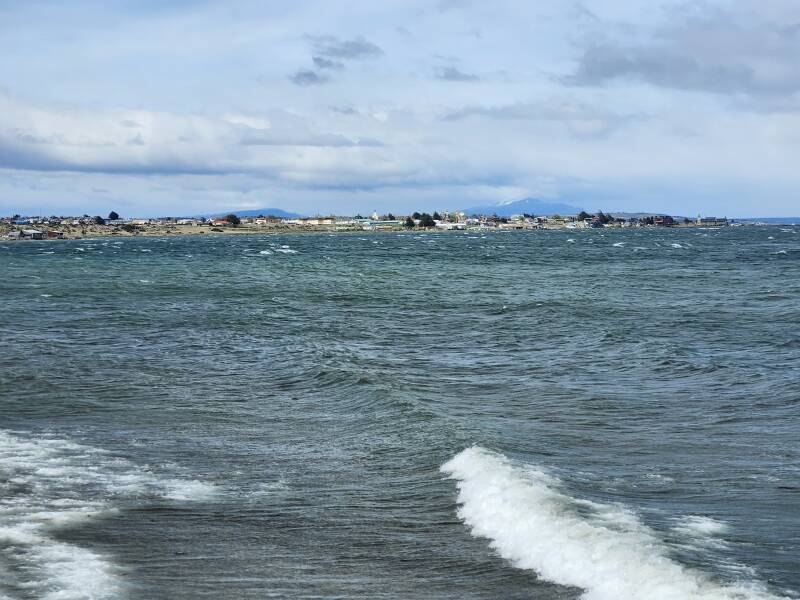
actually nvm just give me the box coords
[0,209,756,241]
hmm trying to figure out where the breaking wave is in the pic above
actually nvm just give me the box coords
[441,447,787,600]
[0,430,216,599]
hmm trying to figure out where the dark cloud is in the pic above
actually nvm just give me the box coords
[436,66,479,81]
[312,56,344,70]
[329,105,359,115]
[567,45,760,93]
[289,70,328,86]
[0,136,231,176]
[310,35,383,60]
[566,6,800,98]
[291,35,382,87]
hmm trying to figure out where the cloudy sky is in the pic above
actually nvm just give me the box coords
[1,0,799,217]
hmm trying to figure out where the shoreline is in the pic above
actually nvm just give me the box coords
[1,222,751,242]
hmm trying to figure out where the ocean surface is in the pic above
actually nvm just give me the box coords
[1,227,798,599]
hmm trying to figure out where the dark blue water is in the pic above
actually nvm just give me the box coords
[1,227,798,599]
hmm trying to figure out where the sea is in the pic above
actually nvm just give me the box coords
[0,226,798,599]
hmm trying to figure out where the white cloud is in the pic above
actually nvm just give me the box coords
[0,0,799,216]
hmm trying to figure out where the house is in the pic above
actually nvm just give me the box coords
[5,230,22,239]
[361,220,402,231]
[435,221,466,230]
[697,217,728,227]
[21,229,45,239]
[254,217,283,225]
[653,215,675,227]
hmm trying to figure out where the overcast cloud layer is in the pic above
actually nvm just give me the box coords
[1,0,799,217]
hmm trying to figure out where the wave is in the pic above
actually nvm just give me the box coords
[0,430,216,599]
[441,447,787,600]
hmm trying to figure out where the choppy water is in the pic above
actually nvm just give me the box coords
[1,227,798,599]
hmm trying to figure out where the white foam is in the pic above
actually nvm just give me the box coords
[675,516,730,538]
[441,447,785,600]
[673,516,731,550]
[32,536,119,600]
[162,479,218,501]
[671,243,684,248]
[612,242,625,247]
[0,430,216,599]
[258,250,273,255]
[248,480,290,497]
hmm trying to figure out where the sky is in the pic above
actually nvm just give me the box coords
[1,0,799,217]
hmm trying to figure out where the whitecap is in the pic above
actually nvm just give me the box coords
[274,248,298,254]
[248,480,289,497]
[161,479,218,502]
[612,242,625,247]
[441,447,784,600]
[673,516,730,539]
[258,250,273,255]
[567,239,576,243]
[40,294,52,298]
[671,243,684,248]
[0,430,216,599]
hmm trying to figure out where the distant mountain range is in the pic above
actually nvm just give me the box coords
[463,197,583,217]
[207,208,303,219]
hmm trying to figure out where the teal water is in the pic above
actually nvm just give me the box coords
[1,228,798,599]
